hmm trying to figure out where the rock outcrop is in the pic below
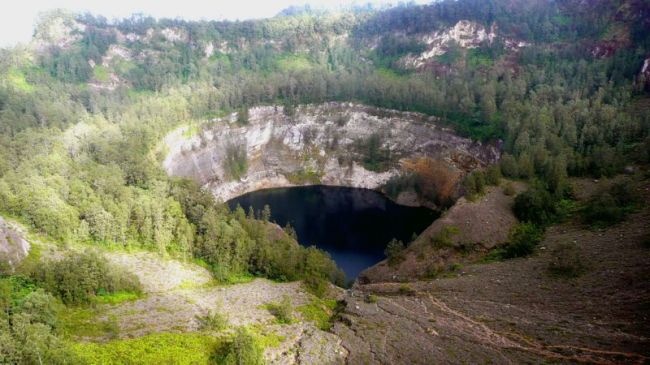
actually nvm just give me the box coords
[0,216,30,272]
[163,102,499,202]
[397,20,528,70]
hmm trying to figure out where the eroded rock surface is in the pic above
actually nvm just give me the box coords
[0,216,30,271]
[163,102,498,202]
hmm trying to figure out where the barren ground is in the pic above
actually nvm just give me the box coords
[336,177,650,364]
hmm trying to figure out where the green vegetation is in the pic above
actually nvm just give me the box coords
[548,242,586,278]
[581,181,640,227]
[364,294,378,304]
[431,226,460,249]
[197,310,229,332]
[59,306,120,339]
[224,143,248,180]
[218,327,265,365]
[285,168,322,185]
[358,133,391,172]
[71,332,221,365]
[513,187,558,227]
[0,276,78,364]
[463,168,501,200]
[276,54,314,72]
[90,291,141,305]
[92,65,110,82]
[6,67,34,92]
[31,251,142,305]
[296,298,338,330]
[494,223,544,259]
[384,238,406,266]
[236,107,249,125]
[265,295,293,324]
[398,284,415,296]
[0,0,649,361]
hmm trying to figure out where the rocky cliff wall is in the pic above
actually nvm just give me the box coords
[163,102,499,202]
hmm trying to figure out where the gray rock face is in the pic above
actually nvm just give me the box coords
[0,216,30,271]
[163,102,499,202]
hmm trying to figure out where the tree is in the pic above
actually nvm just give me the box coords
[237,106,249,125]
[384,238,405,265]
[513,188,556,226]
[222,327,264,365]
[261,205,271,222]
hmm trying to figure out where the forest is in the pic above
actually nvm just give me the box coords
[0,0,649,362]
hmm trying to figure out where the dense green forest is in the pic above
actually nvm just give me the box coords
[0,0,649,362]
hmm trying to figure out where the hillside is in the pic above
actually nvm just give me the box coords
[337,176,650,364]
[0,0,649,363]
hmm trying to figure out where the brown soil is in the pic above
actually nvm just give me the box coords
[360,181,526,283]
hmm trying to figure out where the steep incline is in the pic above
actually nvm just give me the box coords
[163,102,499,202]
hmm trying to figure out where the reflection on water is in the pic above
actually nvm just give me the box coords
[228,185,438,279]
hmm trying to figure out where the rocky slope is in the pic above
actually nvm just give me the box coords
[0,216,30,272]
[163,102,499,203]
[335,177,650,364]
[359,182,526,283]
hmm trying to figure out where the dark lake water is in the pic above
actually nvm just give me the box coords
[228,185,438,280]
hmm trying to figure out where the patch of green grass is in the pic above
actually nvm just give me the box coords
[70,333,223,364]
[466,48,494,68]
[296,298,338,330]
[59,307,120,339]
[285,168,322,185]
[6,67,34,92]
[90,291,141,305]
[93,65,110,82]
[264,295,293,324]
[376,67,404,80]
[253,328,285,349]
[182,123,203,138]
[276,54,314,71]
[224,272,256,285]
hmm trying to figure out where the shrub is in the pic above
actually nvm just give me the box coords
[0,281,78,365]
[499,154,519,178]
[266,295,293,324]
[384,238,405,266]
[364,294,378,304]
[463,171,486,198]
[220,327,264,365]
[303,275,329,298]
[425,263,443,279]
[513,188,556,226]
[548,242,585,278]
[500,223,543,259]
[485,166,501,186]
[237,107,249,125]
[398,284,415,296]
[223,143,248,180]
[359,133,390,172]
[197,310,229,332]
[31,251,142,305]
[503,182,516,196]
[582,181,639,227]
[430,226,459,249]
